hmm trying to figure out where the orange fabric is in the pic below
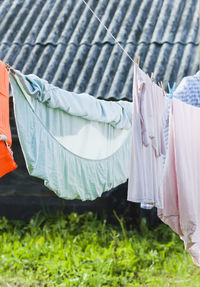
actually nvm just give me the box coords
[0,61,17,178]
[0,142,17,177]
[0,61,11,146]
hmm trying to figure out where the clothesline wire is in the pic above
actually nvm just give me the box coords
[81,0,170,95]
[81,0,168,93]
[5,0,169,93]
[81,0,136,65]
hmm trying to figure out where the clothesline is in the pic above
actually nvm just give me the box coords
[81,0,178,95]
[1,57,200,267]
[81,0,136,65]
[3,0,165,92]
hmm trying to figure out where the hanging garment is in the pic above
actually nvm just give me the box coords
[174,71,200,106]
[9,69,132,201]
[142,72,200,210]
[158,98,200,266]
[128,64,167,209]
[164,71,200,153]
[164,71,200,148]
[0,61,17,178]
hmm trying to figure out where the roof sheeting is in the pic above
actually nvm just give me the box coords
[0,0,199,101]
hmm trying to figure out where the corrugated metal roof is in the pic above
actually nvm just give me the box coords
[0,0,199,101]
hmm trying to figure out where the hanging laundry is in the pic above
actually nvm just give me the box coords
[158,98,200,266]
[0,61,17,178]
[174,71,200,106]
[9,69,132,201]
[128,64,167,209]
[164,71,200,161]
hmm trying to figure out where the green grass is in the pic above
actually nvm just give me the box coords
[0,211,199,287]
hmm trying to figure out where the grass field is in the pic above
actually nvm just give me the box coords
[0,211,200,287]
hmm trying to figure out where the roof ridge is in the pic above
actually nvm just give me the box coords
[2,40,199,48]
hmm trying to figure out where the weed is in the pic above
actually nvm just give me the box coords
[0,212,199,286]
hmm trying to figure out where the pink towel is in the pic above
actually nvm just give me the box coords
[158,98,200,266]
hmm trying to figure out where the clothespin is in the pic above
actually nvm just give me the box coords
[158,81,166,97]
[137,56,140,67]
[5,63,10,72]
[134,57,140,67]
[4,62,15,74]
[168,82,176,99]
[0,135,7,141]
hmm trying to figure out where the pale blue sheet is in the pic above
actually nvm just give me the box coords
[10,69,132,201]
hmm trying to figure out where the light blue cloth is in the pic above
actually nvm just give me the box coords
[174,71,200,106]
[15,71,132,130]
[10,69,132,201]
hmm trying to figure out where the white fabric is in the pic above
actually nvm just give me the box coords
[128,64,167,209]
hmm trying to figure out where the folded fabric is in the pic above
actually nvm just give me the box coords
[128,64,167,208]
[10,69,132,201]
[0,61,17,178]
[15,71,132,130]
[158,98,200,266]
